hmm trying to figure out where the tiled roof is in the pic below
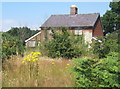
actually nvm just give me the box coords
[41,13,99,28]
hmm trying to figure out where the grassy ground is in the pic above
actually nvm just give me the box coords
[0,71,2,88]
[2,55,75,87]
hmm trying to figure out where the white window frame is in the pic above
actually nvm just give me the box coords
[49,30,52,34]
[75,28,82,35]
[28,41,35,47]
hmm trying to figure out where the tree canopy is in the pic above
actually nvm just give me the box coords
[101,1,120,35]
[6,27,39,41]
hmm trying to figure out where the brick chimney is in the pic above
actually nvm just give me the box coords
[70,5,78,15]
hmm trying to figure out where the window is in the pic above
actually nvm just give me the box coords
[49,30,52,34]
[38,41,41,46]
[75,28,82,35]
[29,41,35,47]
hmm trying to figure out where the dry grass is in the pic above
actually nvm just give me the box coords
[2,56,75,87]
[0,71,2,88]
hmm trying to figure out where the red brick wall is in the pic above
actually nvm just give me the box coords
[82,28,92,32]
[40,29,53,41]
[40,30,44,41]
[82,29,92,33]
[40,27,93,41]
[93,16,103,37]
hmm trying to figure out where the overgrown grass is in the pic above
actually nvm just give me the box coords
[2,55,74,87]
[0,71,2,88]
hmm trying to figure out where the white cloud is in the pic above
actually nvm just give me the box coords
[2,19,17,32]
[2,19,16,24]
[28,24,40,30]
[2,19,40,32]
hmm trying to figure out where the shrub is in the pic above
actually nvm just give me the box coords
[44,27,87,59]
[2,33,25,60]
[72,52,120,87]
[91,39,110,58]
[105,31,119,52]
[91,30,119,58]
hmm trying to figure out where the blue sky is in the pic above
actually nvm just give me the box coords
[2,2,110,32]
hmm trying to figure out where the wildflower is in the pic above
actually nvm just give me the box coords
[32,56,35,59]
[38,52,41,55]
[22,61,25,63]
[35,58,38,61]
[28,55,30,57]
[30,52,34,54]
[67,64,70,66]
[27,58,31,61]
[65,67,68,68]
[52,62,55,65]
[23,58,27,61]
[22,52,41,63]
[32,59,36,62]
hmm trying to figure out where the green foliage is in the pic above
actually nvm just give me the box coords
[6,27,39,41]
[96,1,119,58]
[110,1,120,30]
[91,30,119,58]
[101,10,117,35]
[0,32,2,59]
[72,52,120,87]
[2,26,40,60]
[43,27,87,59]
[2,33,25,60]
[91,39,109,58]
[101,1,120,35]
[110,1,120,14]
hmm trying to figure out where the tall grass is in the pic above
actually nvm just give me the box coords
[2,56,74,87]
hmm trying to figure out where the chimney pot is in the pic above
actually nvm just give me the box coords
[70,5,78,15]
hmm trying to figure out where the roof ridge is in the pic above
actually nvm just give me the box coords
[52,13,100,16]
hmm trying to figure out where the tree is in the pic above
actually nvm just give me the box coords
[101,10,117,35]
[110,1,120,15]
[2,33,24,60]
[72,52,120,87]
[101,1,120,35]
[2,27,40,60]
[6,27,39,41]
[109,1,120,31]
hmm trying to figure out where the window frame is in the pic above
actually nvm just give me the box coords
[74,28,82,35]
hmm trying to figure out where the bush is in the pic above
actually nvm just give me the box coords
[91,39,110,58]
[72,52,120,87]
[43,27,87,59]
[2,33,25,60]
[91,30,119,58]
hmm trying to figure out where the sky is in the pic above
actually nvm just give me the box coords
[1,2,111,32]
